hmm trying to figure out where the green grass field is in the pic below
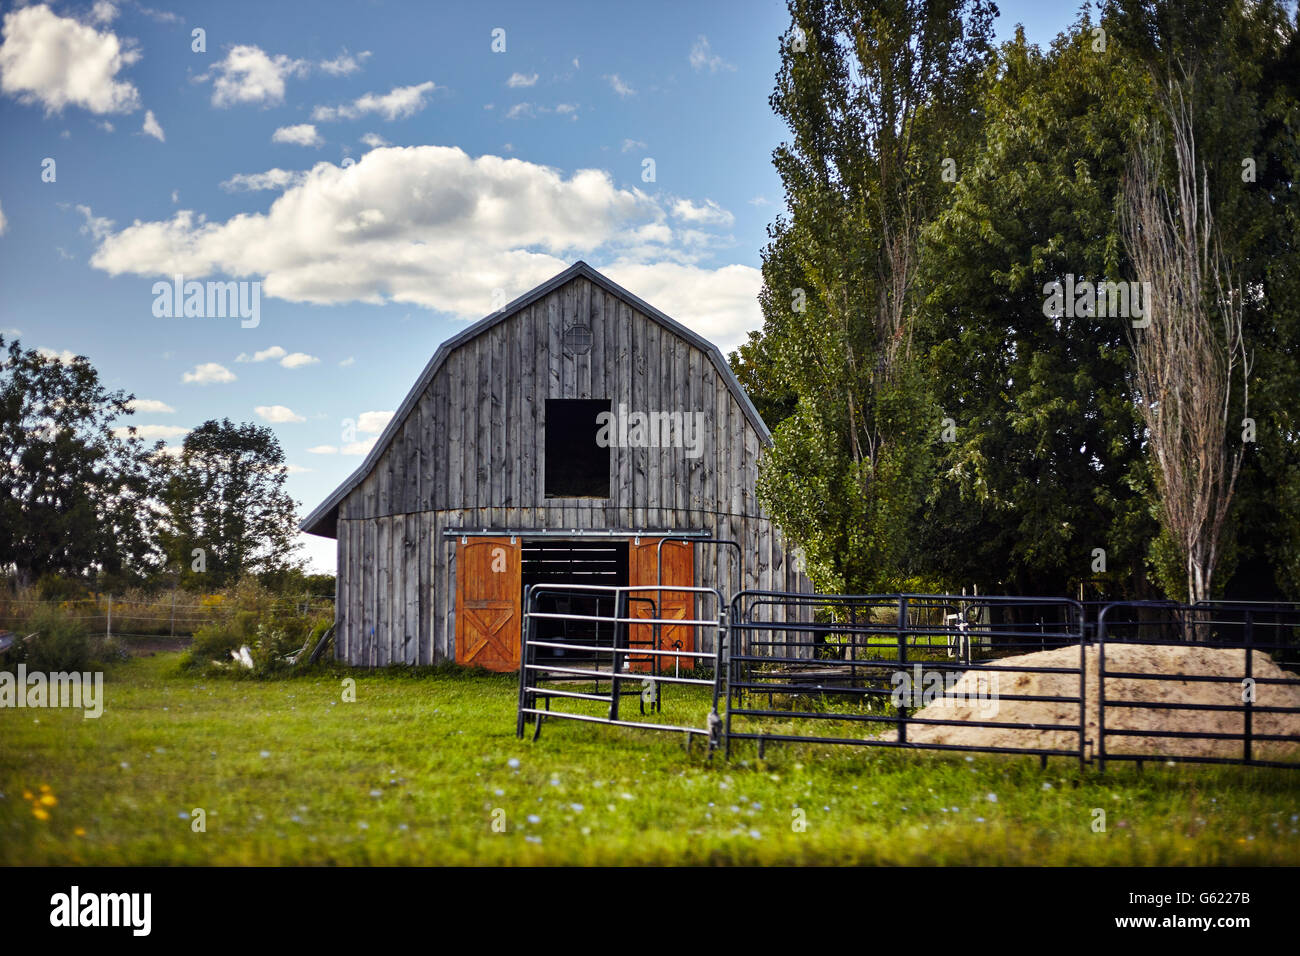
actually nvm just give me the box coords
[2,653,1298,865]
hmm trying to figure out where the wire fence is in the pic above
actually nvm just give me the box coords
[0,595,336,640]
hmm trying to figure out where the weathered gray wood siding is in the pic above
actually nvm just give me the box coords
[333,275,812,665]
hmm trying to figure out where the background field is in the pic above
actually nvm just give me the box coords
[2,654,1298,866]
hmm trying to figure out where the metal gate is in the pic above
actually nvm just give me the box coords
[1096,600,1300,769]
[515,583,728,749]
[725,591,1089,765]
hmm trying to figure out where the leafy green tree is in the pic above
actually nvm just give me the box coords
[159,419,302,587]
[917,16,1159,598]
[0,336,161,586]
[751,0,997,593]
[1231,9,1300,601]
[1095,0,1300,601]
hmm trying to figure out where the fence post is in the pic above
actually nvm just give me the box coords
[1244,611,1253,764]
[516,585,533,739]
[106,593,112,639]
[1077,603,1087,770]
[896,595,908,744]
[1097,610,1107,772]
[609,590,626,722]
[170,587,177,638]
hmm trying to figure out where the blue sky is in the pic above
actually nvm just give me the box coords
[0,0,1086,572]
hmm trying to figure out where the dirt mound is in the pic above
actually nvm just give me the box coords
[883,643,1300,761]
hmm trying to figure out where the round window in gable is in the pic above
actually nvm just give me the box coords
[563,324,593,354]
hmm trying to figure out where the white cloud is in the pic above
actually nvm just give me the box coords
[89,147,653,313]
[220,168,306,192]
[85,146,764,347]
[235,345,286,363]
[114,423,188,440]
[182,362,235,384]
[205,44,308,108]
[141,108,164,141]
[506,72,537,88]
[126,398,175,413]
[319,50,371,76]
[279,351,318,368]
[312,80,436,122]
[75,203,115,240]
[360,132,389,148]
[0,4,141,115]
[604,74,635,97]
[234,345,317,368]
[285,463,312,474]
[272,123,322,147]
[338,356,355,366]
[36,346,79,364]
[621,138,646,153]
[91,2,118,24]
[136,6,180,25]
[356,410,393,434]
[254,404,305,423]
[671,197,734,228]
[505,101,576,121]
[601,260,762,353]
[0,197,6,236]
[307,439,375,455]
[171,189,179,204]
[689,36,735,73]
[747,195,770,206]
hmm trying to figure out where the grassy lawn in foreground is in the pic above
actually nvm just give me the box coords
[2,653,1298,865]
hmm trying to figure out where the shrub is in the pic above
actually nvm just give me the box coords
[35,574,92,603]
[18,606,95,672]
[189,618,246,665]
[184,576,332,674]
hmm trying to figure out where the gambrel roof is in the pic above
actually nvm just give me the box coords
[301,260,769,538]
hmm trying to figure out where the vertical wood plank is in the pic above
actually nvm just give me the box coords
[614,297,630,515]
[336,520,348,663]
[405,513,418,663]
[363,519,376,667]
[377,517,390,666]
[490,322,505,512]
[448,349,463,511]
[535,303,549,506]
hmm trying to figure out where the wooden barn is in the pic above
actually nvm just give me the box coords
[301,261,813,670]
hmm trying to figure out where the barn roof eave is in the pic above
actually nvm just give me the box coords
[299,260,771,539]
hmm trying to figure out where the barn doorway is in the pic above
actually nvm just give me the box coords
[455,535,698,673]
[522,540,628,664]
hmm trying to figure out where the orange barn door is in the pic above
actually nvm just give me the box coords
[629,539,695,674]
[455,537,522,672]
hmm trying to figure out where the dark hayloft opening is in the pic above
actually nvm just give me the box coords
[544,398,611,498]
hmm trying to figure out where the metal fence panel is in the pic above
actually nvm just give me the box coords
[1096,601,1300,769]
[725,591,1088,765]
[516,583,728,752]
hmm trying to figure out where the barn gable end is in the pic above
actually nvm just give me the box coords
[303,260,812,667]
